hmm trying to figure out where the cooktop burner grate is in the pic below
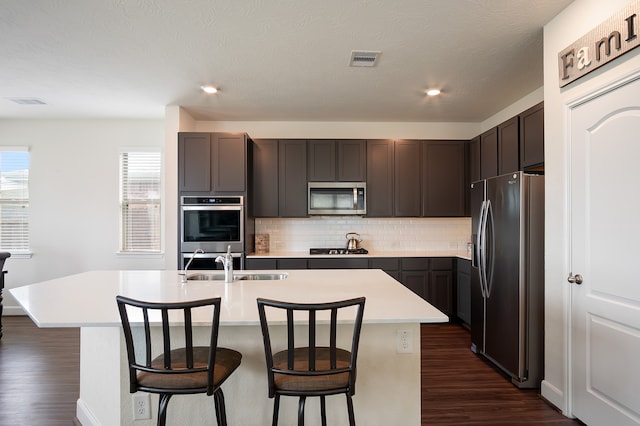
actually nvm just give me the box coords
[309,248,369,255]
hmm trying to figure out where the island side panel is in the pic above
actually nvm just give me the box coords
[77,322,421,425]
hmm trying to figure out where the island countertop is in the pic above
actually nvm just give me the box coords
[10,269,448,328]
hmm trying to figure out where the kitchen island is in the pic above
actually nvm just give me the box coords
[10,269,447,426]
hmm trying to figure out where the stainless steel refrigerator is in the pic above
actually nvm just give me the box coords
[470,171,544,389]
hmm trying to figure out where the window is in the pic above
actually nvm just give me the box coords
[0,148,30,252]
[119,151,161,253]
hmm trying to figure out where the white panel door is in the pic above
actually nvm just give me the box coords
[570,76,640,425]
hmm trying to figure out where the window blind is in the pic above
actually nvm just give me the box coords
[0,149,30,251]
[120,151,161,252]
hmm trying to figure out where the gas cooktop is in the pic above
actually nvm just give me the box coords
[309,248,369,255]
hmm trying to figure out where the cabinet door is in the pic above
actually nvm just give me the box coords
[337,140,366,181]
[394,140,421,217]
[520,102,544,169]
[307,140,336,181]
[498,116,519,175]
[480,128,498,180]
[456,259,471,326]
[213,133,246,192]
[429,270,453,317]
[422,141,467,217]
[401,270,428,299]
[279,140,308,217]
[252,139,279,217]
[469,136,480,183]
[179,133,212,192]
[366,139,394,217]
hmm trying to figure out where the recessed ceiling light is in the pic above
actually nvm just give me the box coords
[201,86,218,94]
[426,89,441,96]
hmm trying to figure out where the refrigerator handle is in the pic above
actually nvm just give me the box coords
[478,200,488,298]
[485,200,495,298]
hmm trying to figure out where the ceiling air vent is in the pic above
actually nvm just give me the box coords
[7,97,47,105]
[349,50,381,67]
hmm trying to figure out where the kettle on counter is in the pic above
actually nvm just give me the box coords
[345,232,362,250]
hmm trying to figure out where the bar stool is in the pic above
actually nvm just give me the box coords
[257,297,366,426]
[116,296,241,426]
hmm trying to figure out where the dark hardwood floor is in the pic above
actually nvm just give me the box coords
[421,323,582,425]
[0,316,581,425]
[0,316,79,426]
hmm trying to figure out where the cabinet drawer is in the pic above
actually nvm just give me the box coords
[245,258,277,270]
[457,258,471,274]
[308,258,369,269]
[369,258,400,271]
[277,258,308,269]
[431,257,453,270]
[401,257,429,270]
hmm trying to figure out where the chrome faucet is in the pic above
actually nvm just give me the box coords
[215,245,234,283]
[181,249,204,283]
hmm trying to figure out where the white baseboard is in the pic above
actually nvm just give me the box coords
[2,306,25,316]
[76,398,99,426]
[541,379,566,414]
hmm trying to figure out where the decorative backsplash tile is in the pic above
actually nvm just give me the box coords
[255,217,472,252]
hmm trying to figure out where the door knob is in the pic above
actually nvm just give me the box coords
[567,273,583,285]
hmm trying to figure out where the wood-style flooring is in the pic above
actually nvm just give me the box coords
[421,323,582,425]
[0,316,581,425]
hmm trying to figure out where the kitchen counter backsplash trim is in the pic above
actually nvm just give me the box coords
[254,217,471,253]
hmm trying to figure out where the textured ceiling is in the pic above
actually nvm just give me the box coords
[0,0,573,122]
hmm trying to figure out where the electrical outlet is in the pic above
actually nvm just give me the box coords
[396,329,413,353]
[133,393,151,420]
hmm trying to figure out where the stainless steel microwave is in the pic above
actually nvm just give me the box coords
[308,182,366,215]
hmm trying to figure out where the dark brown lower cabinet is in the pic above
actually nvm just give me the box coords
[246,256,455,320]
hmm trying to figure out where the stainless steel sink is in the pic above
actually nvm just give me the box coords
[187,273,288,281]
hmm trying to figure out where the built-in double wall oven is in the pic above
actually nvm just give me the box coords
[180,196,245,270]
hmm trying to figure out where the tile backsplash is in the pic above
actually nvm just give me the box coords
[255,217,472,252]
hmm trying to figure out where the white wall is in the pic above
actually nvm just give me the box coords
[542,0,640,413]
[0,119,165,313]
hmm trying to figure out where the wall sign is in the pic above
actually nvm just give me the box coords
[558,1,640,87]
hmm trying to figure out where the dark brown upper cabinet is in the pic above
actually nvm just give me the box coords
[178,132,247,194]
[251,139,279,217]
[307,140,336,181]
[480,127,498,180]
[520,102,544,170]
[422,140,468,217]
[394,140,422,217]
[252,139,308,218]
[498,116,520,175]
[366,139,395,217]
[307,140,366,182]
[278,140,308,217]
[469,136,481,183]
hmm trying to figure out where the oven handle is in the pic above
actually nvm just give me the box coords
[181,205,243,211]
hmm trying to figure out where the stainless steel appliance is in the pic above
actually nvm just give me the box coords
[309,248,368,255]
[180,196,245,270]
[470,172,544,389]
[308,182,366,215]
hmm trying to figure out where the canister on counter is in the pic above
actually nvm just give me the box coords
[255,234,270,254]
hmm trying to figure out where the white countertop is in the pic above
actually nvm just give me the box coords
[248,249,472,260]
[10,269,448,328]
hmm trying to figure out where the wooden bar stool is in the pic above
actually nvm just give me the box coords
[116,296,241,426]
[257,297,366,426]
